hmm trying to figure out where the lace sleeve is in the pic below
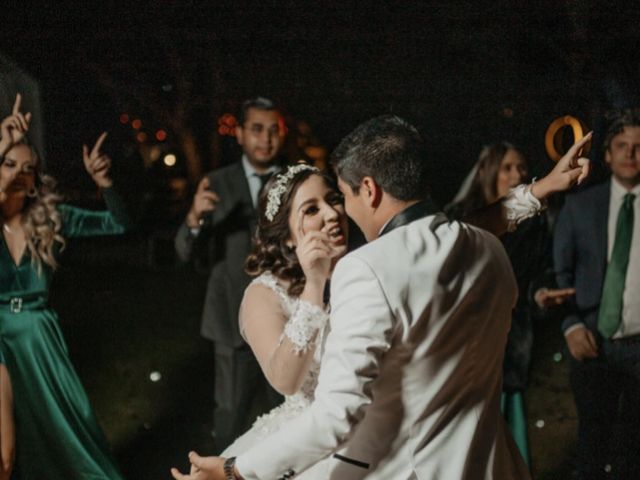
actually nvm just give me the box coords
[282,299,329,354]
[503,183,545,232]
[239,279,328,396]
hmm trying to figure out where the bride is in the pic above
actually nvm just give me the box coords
[218,163,348,477]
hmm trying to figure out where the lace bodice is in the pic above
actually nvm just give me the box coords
[246,272,328,436]
[250,271,299,318]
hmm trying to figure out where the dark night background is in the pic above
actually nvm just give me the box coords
[3,1,639,204]
[1,2,639,479]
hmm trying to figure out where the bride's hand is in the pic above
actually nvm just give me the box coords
[296,230,340,286]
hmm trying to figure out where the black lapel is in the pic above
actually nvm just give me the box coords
[380,198,439,236]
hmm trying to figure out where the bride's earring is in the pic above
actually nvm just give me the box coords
[27,187,37,198]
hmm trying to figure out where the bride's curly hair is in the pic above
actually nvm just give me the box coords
[15,143,66,272]
[245,168,337,297]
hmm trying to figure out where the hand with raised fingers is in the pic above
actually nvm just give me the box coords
[296,231,337,286]
[0,93,32,157]
[186,177,220,228]
[531,132,592,200]
[83,132,113,188]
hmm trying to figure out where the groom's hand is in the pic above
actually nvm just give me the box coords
[171,452,227,480]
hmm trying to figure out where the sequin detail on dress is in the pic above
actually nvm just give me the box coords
[247,271,328,435]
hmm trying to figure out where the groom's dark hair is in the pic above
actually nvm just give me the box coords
[331,115,431,201]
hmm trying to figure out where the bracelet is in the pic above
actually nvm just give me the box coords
[223,456,238,480]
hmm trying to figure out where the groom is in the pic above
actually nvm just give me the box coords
[172,116,590,480]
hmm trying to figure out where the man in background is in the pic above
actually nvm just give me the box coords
[554,109,640,479]
[175,97,284,449]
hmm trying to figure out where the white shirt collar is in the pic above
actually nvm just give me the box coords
[610,176,640,199]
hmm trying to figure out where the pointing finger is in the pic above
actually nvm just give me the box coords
[12,93,21,115]
[197,177,210,192]
[90,132,108,158]
[566,131,593,163]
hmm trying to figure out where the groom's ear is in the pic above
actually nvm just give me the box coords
[361,176,382,208]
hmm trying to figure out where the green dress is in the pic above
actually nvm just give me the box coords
[0,188,129,480]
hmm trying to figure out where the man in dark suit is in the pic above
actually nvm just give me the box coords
[175,97,284,449]
[554,109,640,479]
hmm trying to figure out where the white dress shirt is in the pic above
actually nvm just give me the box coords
[608,177,640,338]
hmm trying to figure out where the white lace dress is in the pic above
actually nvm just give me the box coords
[221,272,329,478]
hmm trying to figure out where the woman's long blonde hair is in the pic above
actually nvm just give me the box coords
[18,144,66,271]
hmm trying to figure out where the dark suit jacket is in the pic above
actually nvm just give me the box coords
[175,161,258,348]
[553,180,610,335]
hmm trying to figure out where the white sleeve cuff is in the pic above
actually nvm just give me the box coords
[564,323,586,338]
[503,182,545,232]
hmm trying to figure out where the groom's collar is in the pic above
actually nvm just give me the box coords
[379,198,439,236]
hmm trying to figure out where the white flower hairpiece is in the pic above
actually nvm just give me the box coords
[265,163,319,221]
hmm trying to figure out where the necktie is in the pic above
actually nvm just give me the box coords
[598,193,635,338]
[254,172,273,206]
[257,173,272,191]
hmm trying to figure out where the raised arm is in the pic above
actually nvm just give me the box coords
[0,94,31,204]
[174,176,220,263]
[61,132,132,237]
[466,133,592,236]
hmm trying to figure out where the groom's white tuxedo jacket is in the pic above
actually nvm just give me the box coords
[237,207,530,480]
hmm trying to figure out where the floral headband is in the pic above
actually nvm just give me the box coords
[265,163,319,221]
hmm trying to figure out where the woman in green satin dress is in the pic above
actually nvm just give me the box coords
[0,96,128,479]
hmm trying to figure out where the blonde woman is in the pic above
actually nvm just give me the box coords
[0,95,129,479]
